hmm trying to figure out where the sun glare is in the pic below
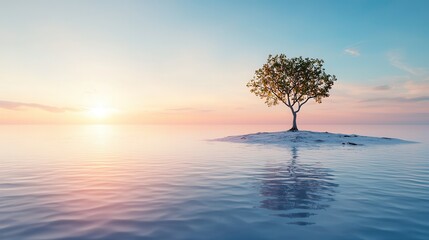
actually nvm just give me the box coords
[88,106,115,119]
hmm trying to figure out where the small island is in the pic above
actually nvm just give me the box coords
[215,130,413,147]
[218,54,414,146]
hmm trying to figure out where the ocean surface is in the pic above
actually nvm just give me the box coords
[0,124,428,240]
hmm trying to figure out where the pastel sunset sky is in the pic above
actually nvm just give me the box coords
[1,0,428,124]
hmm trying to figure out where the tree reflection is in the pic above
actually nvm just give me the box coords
[259,147,338,225]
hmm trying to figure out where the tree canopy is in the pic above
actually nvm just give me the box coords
[247,54,336,131]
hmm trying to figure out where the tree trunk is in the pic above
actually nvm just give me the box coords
[289,111,298,131]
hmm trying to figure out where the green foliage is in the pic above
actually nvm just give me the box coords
[247,54,336,113]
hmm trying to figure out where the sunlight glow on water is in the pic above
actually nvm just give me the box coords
[0,125,428,240]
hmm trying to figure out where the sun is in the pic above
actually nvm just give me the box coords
[87,106,115,119]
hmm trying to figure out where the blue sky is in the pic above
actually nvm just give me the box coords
[0,0,428,124]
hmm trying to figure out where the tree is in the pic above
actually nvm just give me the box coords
[247,54,336,131]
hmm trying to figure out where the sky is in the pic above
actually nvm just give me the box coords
[1,0,428,125]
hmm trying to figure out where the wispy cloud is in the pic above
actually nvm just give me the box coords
[332,79,429,106]
[387,51,425,76]
[373,85,390,91]
[362,96,429,103]
[344,48,360,57]
[0,100,81,113]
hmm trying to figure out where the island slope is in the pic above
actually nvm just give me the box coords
[215,131,414,147]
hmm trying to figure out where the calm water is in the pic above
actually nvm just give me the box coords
[0,124,428,240]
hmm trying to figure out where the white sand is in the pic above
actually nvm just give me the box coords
[214,130,414,147]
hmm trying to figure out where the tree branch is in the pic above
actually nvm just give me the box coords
[267,86,290,107]
[292,92,304,107]
[286,92,292,107]
[296,97,313,113]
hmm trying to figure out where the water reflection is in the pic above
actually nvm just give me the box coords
[259,147,338,225]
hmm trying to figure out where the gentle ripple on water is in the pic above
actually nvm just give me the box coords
[0,125,428,240]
